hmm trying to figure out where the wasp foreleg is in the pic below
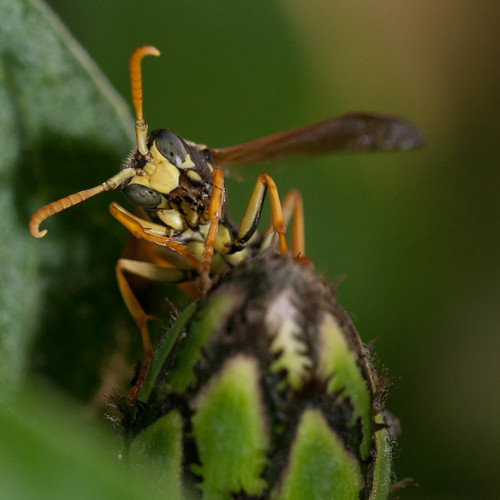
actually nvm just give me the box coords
[116,258,195,403]
[109,202,202,272]
[199,168,225,291]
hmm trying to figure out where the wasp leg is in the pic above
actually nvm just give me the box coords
[109,202,202,272]
[234,173,287,254]
[116,258,194,403]
[261,189,305,257]
[146,247,202,299]
[199,168,225,291]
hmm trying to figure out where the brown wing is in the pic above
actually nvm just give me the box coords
[210,112,424,167]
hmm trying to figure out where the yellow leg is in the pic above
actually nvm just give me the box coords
[109,202,202,272]
[235,173,287,254]
[199,168,225,291]
[116,258,194,403]
[262,189,305,257]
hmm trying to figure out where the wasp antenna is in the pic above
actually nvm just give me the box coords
[29,186,106,238]
[129,46,161,157]
[29,168,137,238]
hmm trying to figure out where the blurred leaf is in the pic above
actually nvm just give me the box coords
[0,0,135,398]
[129,411,184,499]
[15,0,500,497]
[0,385,165,500]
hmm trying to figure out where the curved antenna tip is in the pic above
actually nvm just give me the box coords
[29,212,49,238]
[132,45,161,59]
[30,226,48,238]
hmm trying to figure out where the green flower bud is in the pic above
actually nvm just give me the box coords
[116,254,396,499]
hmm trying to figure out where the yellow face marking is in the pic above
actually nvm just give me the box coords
[177,153,195,170]
[127,143,180,195]
[187,170,203,183]
[148,143,181,193]
[157,209,185,231]
[180,202,200,227]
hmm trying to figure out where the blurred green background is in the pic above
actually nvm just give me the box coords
[4,0,499,498]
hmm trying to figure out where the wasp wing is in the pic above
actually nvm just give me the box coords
[210,112,424,167]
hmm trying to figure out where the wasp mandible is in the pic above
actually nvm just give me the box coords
[30,46,423,401]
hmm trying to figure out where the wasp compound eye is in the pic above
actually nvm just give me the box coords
[155,129,188,167]
[122,183,162,208]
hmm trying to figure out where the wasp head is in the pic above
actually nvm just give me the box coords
[121,129,214,230]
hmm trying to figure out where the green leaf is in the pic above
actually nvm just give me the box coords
[272,409,363,500]
[129,411,185,500]
[167,291,244,392]
[369,414,392,500]
[0,385,166,500]
[316,311,373,459]
[0,0,134,398]
[137,302,198,402]
[191,355,269,499]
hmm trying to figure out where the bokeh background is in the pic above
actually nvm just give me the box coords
[10,0,500,498]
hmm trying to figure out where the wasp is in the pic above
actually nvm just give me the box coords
[30,46,423,401]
